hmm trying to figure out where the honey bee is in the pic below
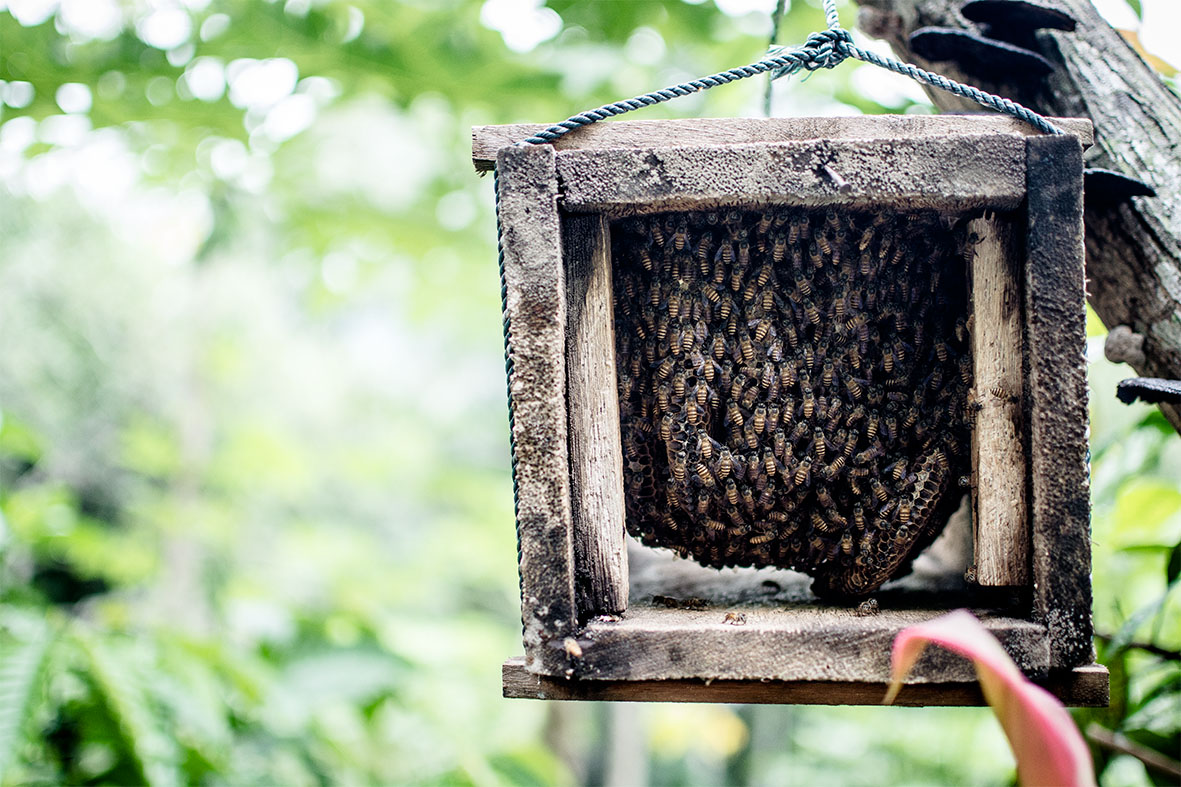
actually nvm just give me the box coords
[845,376,863,401]
[898,500,912,526]
[764,450,778,477]
[740,386,759,411]
[813,428,827,462]
[718,294,733,321]
[716,238,734,268]
[814,229,832,258]
[715,447,733,479]
[656,384,671,413]
[672,451,688,482]
[821,359,836,388]
[738,333,755,363]
[753,404,767,434]
[741,485,756,513]
[794,455,813,487]
[802,298,820,325]
[757,481,777,509]
[696,490,711,514]
[648,218,665,248]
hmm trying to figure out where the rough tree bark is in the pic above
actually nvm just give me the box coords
[853,0,1181,431]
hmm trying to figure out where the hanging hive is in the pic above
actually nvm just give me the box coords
[473,116,1107,707]
[612,207,972,596]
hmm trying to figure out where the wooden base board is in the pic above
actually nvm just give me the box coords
[503,657,1109,707]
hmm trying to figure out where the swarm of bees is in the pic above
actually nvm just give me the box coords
[612,207,974,597]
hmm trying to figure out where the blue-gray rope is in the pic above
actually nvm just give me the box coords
[520,0,1061,146]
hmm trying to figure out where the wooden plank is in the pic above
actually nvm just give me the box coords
[554,136,1027,215]
[1024,135,1093,669]
[564,214,628,617]
[967,214,1029,586]
[555,604,1047,683]
[496,145,578,675]
[502,657,1109,707]
[471,116,1094,170]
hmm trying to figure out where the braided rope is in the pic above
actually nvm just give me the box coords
[493,169,524,581]
[521,0,1060,146]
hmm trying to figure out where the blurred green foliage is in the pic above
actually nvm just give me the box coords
[0,0,1177,784]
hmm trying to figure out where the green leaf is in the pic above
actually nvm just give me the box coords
[73,627,181,787]
[0,622,51,778]
[1105,595,1168,658]
[1168,542,1180,586]
[1126,0,1144,21]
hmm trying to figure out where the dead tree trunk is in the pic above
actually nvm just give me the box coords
[854,0,1181,431]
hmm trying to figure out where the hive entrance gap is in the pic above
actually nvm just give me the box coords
[612,207,975,598]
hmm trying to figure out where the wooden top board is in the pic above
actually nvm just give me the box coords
[472,115,1094,170]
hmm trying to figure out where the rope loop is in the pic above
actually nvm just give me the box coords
[514,0,1060,145]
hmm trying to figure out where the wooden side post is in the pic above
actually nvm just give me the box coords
[967,214,1029,586]
[564,214,628,616]
[1025,135,1093,669]
[496,145,579,675]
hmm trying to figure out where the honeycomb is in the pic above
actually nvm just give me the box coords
[612,207,974,597]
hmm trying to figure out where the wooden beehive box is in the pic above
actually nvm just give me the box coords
[472,116,1108,706]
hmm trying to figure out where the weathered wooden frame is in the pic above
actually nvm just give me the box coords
[474,116,1107,706]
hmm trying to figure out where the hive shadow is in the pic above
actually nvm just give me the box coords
[612,207,975,598]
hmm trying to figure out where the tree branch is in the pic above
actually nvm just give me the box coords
[853,0,1181,432]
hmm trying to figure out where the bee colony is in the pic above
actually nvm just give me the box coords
[613,207,971,597]
[475,116,1106,706]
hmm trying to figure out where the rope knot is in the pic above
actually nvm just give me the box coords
[801,27,852,71]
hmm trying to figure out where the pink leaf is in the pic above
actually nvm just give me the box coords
[885,609,1095,787]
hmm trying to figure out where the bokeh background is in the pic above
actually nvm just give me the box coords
[0,0,1178,784]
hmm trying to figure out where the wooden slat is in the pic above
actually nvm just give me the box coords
[496,145,579,674]
[1024,135,1093,669]
[471,116,1094,170]
[554,604,1047,683]
[553,136,1027,214]
[968,214,1029,586]
[564,214,628,617]
[502,657,1109,707]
